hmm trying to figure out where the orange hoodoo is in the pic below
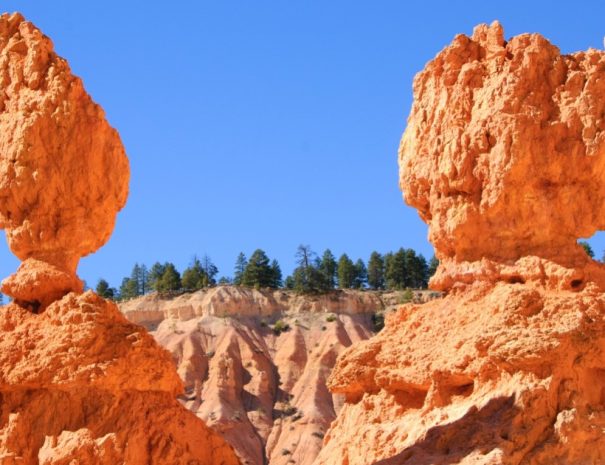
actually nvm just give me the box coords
[314,22,605,465]
[0,12,239,464]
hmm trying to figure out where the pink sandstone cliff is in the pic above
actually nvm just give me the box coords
[120,287,400,465]
[314,22,605,465]
[0,12,238,464]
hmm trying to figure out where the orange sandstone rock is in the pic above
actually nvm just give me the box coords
[315,22,605,465]
[0,12,239,464]
[0,12,129,305]
[399,21,605,289]
[0,292,240,464]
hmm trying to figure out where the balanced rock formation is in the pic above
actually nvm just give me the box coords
[315,22,605,465]
[120,287,403,465]
[0,12,130,308]
[0,12,238,464]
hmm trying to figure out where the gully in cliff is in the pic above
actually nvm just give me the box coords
[0,12,239,464]
[315,21,605,465]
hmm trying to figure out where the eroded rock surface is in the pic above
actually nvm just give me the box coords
[0,12,238,464]
[120,288,403,465]
[0,292,239,464]
[315,22,605,465]
[0,12,129,305]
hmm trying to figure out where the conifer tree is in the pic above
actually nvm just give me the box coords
[353,258,367,289]
[242,249,273,288]
[319,249,337,289]
[200,254,218,286]
[157,263,181,292]
[147,262,166,291]
[292,245,327,293]
[270,259,283,288]
[95,278,116,299]
[181,257,206,291]
[233,253,247,286]
[428,255,439,279]
[337,254,356,289]
[386,248,407,289]
[119,276,138,300]
[367,251,385,290]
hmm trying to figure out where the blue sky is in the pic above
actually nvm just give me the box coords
[2,1,605,288]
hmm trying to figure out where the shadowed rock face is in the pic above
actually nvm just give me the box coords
[0,12,239,464]
[314,22,605,465]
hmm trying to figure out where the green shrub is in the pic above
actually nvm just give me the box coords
[399,288,414,304]
[273,319,290,335]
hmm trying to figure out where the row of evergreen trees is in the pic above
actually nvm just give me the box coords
[96,246,438,300]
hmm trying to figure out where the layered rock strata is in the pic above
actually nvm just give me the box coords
[121,287,401,465]
[314,22,605,465]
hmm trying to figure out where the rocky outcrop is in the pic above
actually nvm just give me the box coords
[0,12,129,307]
[0,12,238,464]
[0,292,239,464]
[120,288,402,465]
[315,22,605,465]
[120,286,435,330]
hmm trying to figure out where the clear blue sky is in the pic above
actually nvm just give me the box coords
[2,1,605,288]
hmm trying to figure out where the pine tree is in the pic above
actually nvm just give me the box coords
[200,254,218,286]
[157,263,181,292]
[353,259,367,289]
[403,249,428,288]
[367,252,385,290]
[416,254,429,288]
[139,264,149,294]
[428,255,439,279]
[181,257,206,291]
[96,278,116,299]
[119,276,138,300]
[386,248,407,289]
[580,241,595,258]
[269,259,283,288]
[129,263,147,297]
[147,262,166,291]
[242,249,273,288]
[233,253,247,286]
[292,245,327,294]
[337,254,356,289]
[319,249,337,289]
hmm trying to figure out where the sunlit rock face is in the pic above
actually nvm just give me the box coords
[0,12,129,307]
[399,21,605,290]
[314,22,605,465]
[0,12,239,464]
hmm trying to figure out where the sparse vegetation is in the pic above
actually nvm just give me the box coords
[325,314,336,322]
[272,319,290,335]
[399,288,414,304]
[97,245,436,300]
